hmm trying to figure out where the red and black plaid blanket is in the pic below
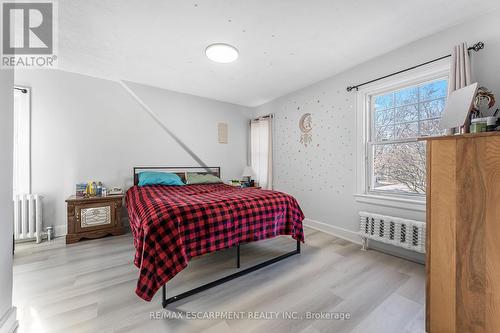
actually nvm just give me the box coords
[126,183,305,301]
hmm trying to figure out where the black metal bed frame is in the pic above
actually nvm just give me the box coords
[132,166,302,308]
[162,241,300,307]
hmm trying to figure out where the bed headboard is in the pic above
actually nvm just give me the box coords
[133,166,221,185]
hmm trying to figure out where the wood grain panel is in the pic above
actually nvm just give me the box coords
[426,133,500,332]
[456,138,486,333]
[484,137,500,332]
[429,139,457,333]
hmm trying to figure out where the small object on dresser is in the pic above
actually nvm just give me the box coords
[229,180,241,187]
[486,116,498,132]
[97,182,103,196]
[470,117,487,133]
[85,181,98,197]
[75,183,87,197]
[439,83,478,131]
[473,86,496,117]
[108,187,123,195]
[84,181,108,197]
[241,166,256,187]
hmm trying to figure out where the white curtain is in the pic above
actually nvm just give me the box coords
[448,43,473,133]
[448,42,472,94]
[13,88,31,197]
[250,117,273,190]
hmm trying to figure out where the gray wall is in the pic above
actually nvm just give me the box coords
[254,9,500,260]
[14,69,251,234]
[0,69,14,322]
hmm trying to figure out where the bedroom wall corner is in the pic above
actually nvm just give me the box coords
[253,9,500,260]
[14,69,252,233]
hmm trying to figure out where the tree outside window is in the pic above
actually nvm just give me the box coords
[370,79,448,195]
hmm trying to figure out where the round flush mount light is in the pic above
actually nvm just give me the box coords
[205,43,239,63]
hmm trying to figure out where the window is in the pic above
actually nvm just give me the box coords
[369,78,448,196]
[250,116,273,189]
[13,87,31,197]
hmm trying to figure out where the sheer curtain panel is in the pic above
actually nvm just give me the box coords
[250,117,273,189]
[13,88,31,197]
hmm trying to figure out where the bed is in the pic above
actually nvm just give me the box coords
[126,166,304,307]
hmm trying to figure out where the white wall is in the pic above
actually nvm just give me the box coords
[12,9,500,259]
[14,69,251,233]
[254,10,500,261]
[0,70,15,327]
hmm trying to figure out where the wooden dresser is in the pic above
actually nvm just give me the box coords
[424,132,500,333]
[65,195,125,244]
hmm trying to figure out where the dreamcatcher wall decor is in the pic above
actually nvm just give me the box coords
[299,113,312,147]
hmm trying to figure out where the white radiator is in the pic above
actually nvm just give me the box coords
[359,211,426,253]
[13,194,43,243]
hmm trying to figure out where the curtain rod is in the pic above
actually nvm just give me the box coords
[14,87,28,93]
[251,114,274,121]
[346,42,485,92]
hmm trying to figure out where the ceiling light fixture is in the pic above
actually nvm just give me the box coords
[205,43,239,63]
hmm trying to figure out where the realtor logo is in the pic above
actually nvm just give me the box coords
[1,1,58,68]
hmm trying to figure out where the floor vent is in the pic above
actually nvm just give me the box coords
[359,211,425,253]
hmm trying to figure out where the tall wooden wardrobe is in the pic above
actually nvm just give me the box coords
[424,132,500,332]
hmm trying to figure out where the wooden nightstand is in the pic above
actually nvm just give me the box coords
[65,195,125,244]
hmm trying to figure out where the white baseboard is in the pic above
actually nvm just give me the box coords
[303,217,425,264]
[303,218,361,245]
[0,307,18,333]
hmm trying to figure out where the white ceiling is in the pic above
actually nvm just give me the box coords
[58,0,498,107]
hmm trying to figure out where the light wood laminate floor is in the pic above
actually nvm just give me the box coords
[13,228,425,333]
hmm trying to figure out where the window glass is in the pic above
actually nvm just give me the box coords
[369,78,448,195]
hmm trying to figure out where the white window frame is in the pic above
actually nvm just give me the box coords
[354,60,449,211]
